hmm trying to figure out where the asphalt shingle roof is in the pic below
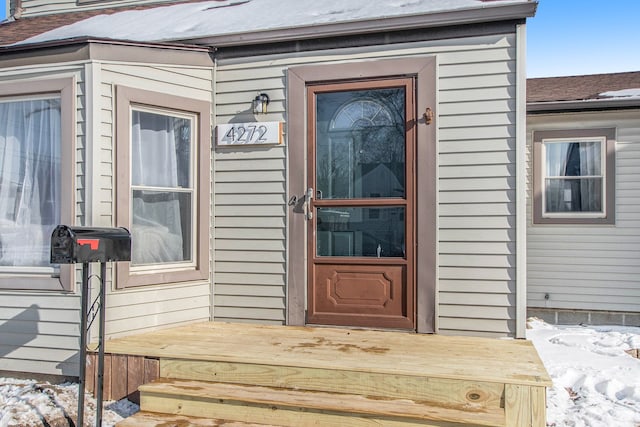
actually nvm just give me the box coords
[527,71,640,103]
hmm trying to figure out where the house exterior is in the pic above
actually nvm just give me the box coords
[526,72,640,326]
[0,0,537,378]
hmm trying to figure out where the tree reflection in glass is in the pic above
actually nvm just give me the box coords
[315,88,405,200]
[315,87,407,258]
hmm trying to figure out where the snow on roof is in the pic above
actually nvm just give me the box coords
[16,0,533,46]
[599,88,640,99]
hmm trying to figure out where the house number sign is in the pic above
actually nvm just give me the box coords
[216,121,283,146]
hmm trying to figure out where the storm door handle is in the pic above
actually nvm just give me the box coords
[305,187,314,220]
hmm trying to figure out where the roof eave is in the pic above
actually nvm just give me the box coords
[527,98,640,113]
[0,36,211,53]
[176,2,537,47]
[0,37,214,69]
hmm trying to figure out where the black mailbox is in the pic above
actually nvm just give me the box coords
[50,225,131,264]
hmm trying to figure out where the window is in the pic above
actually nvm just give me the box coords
[533,128,615,225]
[115,86,210,288]
[0,78,74,291]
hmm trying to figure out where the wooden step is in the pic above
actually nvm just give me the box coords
[104,322,550,426]
[116,411,284,427]
[160,358,505,412]
[138,378,506,427]
[105,322,550,390]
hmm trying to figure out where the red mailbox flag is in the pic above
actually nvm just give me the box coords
[77,239,100,250]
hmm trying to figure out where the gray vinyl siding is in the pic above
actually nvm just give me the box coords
[214,32,520,336]
[0,65,85,376]
[0,292,81,375]
[213,148,287,323]
[527,110,640,313]
[97,61,213,337]
[438,51,518,337]
[18,0,175,17]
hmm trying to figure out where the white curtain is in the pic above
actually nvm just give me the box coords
[545,141,601,212]
[0,98,61,268]
[577,141,601,211]
[130,110,189,265]
[545,142,568,212]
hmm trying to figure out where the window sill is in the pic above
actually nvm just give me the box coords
[116,262,208,288]
[0,270,72,291]
[533,216,615,225]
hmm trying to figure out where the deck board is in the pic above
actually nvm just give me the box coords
[159,358,506,409]
[104,322,551,387]
[117,411,284,426]
[139,378,506,426]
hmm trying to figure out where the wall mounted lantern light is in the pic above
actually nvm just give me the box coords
[252,93,270,114]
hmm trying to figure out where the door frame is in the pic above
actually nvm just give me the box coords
[287,56,437,333]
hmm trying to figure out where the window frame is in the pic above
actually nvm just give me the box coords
[0,77,75,291]
[532,128,616,225]
[115,86,210,289]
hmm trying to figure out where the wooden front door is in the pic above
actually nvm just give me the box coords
[306,78,416,330]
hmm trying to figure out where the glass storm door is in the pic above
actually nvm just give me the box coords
[307,78,416,329]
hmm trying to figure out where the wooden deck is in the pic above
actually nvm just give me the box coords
[105,322,551,427]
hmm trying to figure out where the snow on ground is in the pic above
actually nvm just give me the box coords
[527,318,640,427]
[0,378,138,427]
[1,319,639,426]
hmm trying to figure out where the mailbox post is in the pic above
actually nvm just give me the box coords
[51,226,131,427]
